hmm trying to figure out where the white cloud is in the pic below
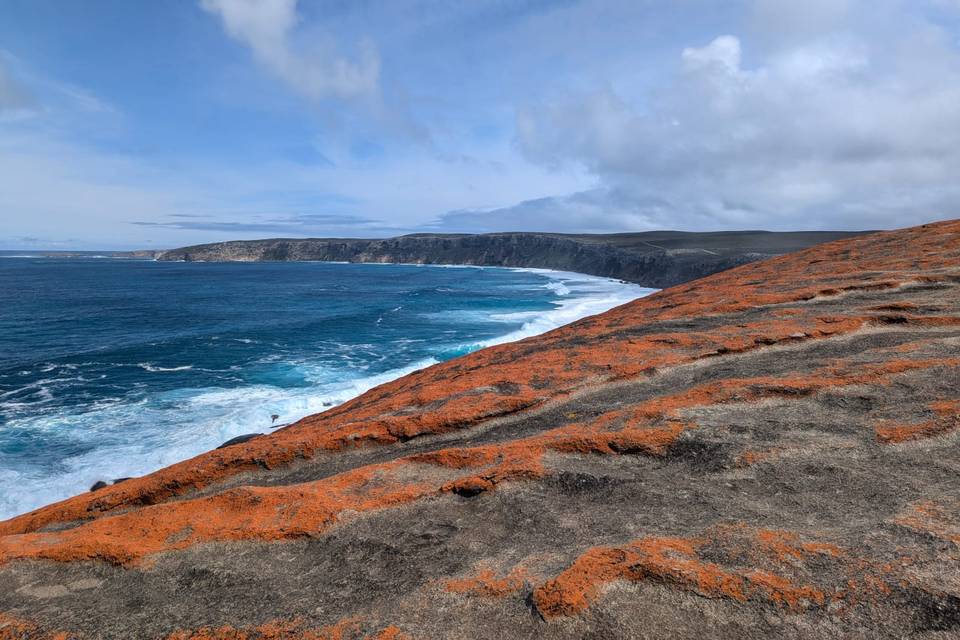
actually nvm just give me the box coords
[200,0,380,102]
[511,5,960,231]
[682,35,742,74]
[6,0,960,244]
[431,187,676,234]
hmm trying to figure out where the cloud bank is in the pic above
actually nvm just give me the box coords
[131,212,389,235]
[3,0,960,249]
[497,1,960,232]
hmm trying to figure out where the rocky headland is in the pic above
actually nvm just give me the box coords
[155,230,864,289]
[2,220,960,639]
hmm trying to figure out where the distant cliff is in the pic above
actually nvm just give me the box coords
[157,230,865,288]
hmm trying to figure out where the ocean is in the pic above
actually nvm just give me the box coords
[0,256,654,519]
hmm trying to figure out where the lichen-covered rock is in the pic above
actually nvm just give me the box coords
[2,220,960,639]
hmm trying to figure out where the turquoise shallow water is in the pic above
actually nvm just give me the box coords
[0,256,654,519]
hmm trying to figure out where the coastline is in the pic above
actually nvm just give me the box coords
[152,230,869,289]
[0,263,654,519]
[4,221,960,638]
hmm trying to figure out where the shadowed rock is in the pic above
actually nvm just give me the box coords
[215,433,262,449]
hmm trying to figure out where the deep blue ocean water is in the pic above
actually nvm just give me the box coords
[0,256,653,519]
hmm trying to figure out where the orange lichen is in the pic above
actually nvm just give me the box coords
[745,570,826,609]
[165,618,407,640]
[0,614,75,640]
[875,402,960,444]
[753,529,842,562]
[2,343,954,569]
[529,525,907,620]
[546,422,687,456]
[408,448,496,469]
[875,420,954,444]
[368,628,409,640]
[443,565,529,598]
[531,535,833,618]
[4,337,955,567]
[894,500,960,544]
[931,400,960,417]
[0,462,439,567]
[735,449,779,467]
[892,342,924,353]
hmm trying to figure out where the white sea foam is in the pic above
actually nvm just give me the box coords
[469,269,656,349]
[543,280,571,296]
[137,363,194,372]
[0,268,655,520]
[0,357,438,520]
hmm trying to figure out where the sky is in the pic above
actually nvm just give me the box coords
[1,0,960,249]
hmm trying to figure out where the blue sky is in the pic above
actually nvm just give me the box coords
[1,0,960,249]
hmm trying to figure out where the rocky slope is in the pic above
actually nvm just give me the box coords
[2,220,959,639]
[156,230,863,289]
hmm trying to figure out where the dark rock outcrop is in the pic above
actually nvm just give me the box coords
[215,434,262,449]
[156,230,865,288]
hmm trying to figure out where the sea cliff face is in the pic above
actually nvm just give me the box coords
[156,230,864,288]
[2,221,960,639]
